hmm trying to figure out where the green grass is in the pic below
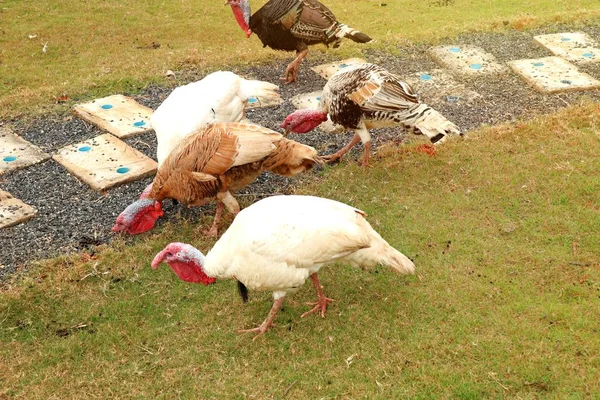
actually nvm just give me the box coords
[2,0,600,119]
[1,101,599,398]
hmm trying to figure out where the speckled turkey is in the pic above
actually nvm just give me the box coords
[227,0,372,83]
[282,63,462,166]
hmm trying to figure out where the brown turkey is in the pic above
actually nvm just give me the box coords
[227,0,372,84]
[112,122,321,236]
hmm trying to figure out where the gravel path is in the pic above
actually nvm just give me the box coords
[2,23,600,279]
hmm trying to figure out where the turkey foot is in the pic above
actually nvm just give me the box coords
[359,142,372,168]
[280,49,308,84]
[203,202,224,237]
[301,273,334,318]
[238,297,284,340]
[323,133,362,165]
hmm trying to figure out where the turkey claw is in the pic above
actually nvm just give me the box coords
[203,226,218,237]
[322,153,344,165]
[301,297,334,318]
[238,323,276,340]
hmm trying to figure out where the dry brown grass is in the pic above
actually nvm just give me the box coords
[2,0,600,119]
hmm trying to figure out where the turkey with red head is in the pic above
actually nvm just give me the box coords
[281,63,462,166]
[113,122,320,237]
[227,0,372,84]
[152,195,415,339]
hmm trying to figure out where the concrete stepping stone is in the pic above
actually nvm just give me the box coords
[403,69,481,104]
[534,32,600,63]
[290,91,344,134]
[0,190,37,229]
[428,45,508,76]
[73,94,153,139]
[508,56,600,93]
[312,58,368,80]
[0,127,49,175]
[53,134,157,192]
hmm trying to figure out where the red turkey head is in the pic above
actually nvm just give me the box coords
[152,242,217,285]
[112,199,164,235]
[281,109,329,135]
[227,0,252,38]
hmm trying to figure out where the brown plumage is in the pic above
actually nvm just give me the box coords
[146,122,321,235]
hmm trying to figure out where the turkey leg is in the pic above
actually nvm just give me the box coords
[204,191,240,237]
[301,273,334,318]
[238,296,285,340]
[281,49,308,84]
[203,201,224,237]
[323,133,361,164]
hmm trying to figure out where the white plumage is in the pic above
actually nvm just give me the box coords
[150,71,281,165]
[152,195,415,338]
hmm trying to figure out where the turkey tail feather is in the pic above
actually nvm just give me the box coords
[336,24,372,43]
[238,78,282,105]
[264,138,322,176]
[402,103,461,144]
[348,216,415,274]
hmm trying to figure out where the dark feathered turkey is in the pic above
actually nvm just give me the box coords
[228,0,372,83]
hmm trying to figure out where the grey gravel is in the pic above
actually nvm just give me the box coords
[2,23,600,279]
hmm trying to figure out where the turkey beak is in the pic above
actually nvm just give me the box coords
[283,128,290,137]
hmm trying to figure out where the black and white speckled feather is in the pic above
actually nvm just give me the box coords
[321,63,461,143]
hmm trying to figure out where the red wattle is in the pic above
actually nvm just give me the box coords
[231,6,250,36]
[167,261,216,285]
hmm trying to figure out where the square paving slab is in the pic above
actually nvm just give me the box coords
[534,32,600,63]
[403,69,481,105]
[290,91,344,134]
[508,56,600,93]
[53,134,157,192]
[311,58,368,80]
[0,127,49,175]
[428,45,508,75]
[73,94,154,139]
[0,190,37,229]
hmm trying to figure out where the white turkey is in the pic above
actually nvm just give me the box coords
[151,195,415,339]
[281,63,462,166]
[151,70,281,166]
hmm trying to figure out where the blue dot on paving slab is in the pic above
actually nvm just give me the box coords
[3,155,17,162]
[449,47,460,53]
[561,80,572,85]
[561,37,572,41]
[583,53,594,58]
[339,63,348,68]
[470,63,482,70]
[446,95,460,103]
[133,121,146,127]
[420,74,433,81]
[316,96,321,101]
[533,62,544,67]
[116,167,130,174]
[78,146,92,152]
[101,104,113,110]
